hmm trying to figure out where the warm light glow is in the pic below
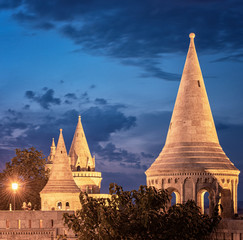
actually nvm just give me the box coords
[12,183,18,191]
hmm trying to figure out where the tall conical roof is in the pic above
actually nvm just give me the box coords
[146,33,239,175]
[69,116,94,170]
[41,129,80,193]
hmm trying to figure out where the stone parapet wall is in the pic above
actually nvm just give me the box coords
[0,211,76,240]
[211,219,243,240]
[0,228,55,240]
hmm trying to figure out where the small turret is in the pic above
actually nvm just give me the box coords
[47,138,56,162]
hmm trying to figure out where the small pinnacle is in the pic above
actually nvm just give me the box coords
[60,128,63,132]
[78,115,81,120]
[189,33,195,39]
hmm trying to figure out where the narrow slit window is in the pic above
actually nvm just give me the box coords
[40,220,43,228]
[18,220,21,229]
[6,220,10,229]
[198,80,201,87]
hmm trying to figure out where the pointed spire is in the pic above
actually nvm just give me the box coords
[47,138,56,162]
[69,116,95,171]
[41,129,80,193]
[50,138,56,155]
[55,129,67,157]
[51,138,55,147]
[165,32,219,145]
[146,33,238,175]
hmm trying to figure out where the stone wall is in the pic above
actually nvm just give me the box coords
[0,210,242,239]
[211,219,243,240]
[0,210,76,240]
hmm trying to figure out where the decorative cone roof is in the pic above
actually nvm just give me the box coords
[41,129,80,193]
[69,116,93,168]
[146,33,239,175]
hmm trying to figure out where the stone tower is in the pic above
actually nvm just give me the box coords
[69,115,95,171]
[40,129,81,211]
[70,116,102,194]
[45,116,102,194]
[146,33,240,218]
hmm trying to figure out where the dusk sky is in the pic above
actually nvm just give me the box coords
[0,1,243,199]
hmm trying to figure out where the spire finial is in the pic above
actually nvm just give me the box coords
[60,128,63,133]
[51,138,55,147]
[78,115,81,120]
[189,33,195,39]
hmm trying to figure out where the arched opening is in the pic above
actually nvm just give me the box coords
[167,187,181,207]
[66,202,70,210]
[77,166,81,171]
[171,192,176,206]
[57,202,62,210]
[87,166,91,171]
[204,192,210,215]
[197,189,214,215]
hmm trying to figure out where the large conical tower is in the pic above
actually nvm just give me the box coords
[41,129,81,211]
[146,33,239,218]
[69,115,95,171]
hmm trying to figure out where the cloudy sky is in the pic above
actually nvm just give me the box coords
[0,0,243,199]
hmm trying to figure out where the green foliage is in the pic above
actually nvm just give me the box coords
[0,147,48,210]
[63,184,221,240]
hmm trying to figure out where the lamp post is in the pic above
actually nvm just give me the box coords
[12,183,18,211]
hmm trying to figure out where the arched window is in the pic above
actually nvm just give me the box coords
[57,202,62,210]
[204,192,210,214]
[197,189,212,215]
[66,202,70,210]
[77,166,81,171]
[87,166,91,171]
[171,192,176,206]
[167,187,181,207]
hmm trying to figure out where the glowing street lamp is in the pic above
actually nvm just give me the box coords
[12,183,18,211]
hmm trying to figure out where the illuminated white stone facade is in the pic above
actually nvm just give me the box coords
[146,34,240,218]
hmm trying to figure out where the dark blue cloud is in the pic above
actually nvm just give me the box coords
[94,142,140,163]
[65,93,77,100]
[83,105,136,143]
[64,93,78,104]
[2,0,243,80]
[0,99,137,166]
[0,0,22,9]
[23,105,30,110]
[25,88,61,109]
[211,53,243,63]
[141,152,154,159]
[95,98,107,105]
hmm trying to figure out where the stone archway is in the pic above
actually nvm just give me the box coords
[167,187,181,206]
[197,188,215,216]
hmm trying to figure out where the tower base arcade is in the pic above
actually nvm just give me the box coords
[147,170,239,218]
